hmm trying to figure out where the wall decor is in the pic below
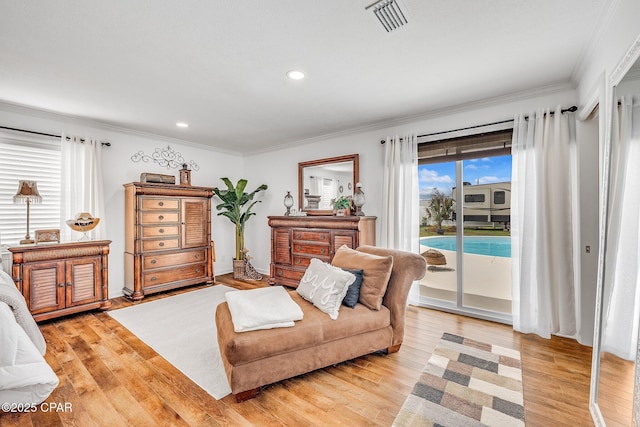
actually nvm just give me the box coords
[131,145,200,171]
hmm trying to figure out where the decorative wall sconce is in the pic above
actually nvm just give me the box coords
[13,180,43,244]
[353,183,366,216]
[284,191,294,216]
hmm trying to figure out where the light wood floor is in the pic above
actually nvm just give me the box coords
[2,274,601,426]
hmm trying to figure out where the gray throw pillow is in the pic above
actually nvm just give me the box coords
[341,268,363,308]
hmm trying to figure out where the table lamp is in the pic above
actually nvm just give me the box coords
[13,180,42,244]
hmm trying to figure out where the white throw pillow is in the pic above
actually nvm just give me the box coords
[297,258,355,320]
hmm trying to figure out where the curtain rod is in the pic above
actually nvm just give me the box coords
[379,105,578,144]
[0,126,111,147]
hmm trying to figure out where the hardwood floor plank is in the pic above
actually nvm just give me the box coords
[1,274,610,426]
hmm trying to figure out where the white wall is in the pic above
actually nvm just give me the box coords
[244,86,580,274]
[0,103,244,298]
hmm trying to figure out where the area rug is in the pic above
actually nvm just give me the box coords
[393,333,525,427]
[107,285,233,399]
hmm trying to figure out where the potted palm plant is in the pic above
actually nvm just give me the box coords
[213,178,268,278]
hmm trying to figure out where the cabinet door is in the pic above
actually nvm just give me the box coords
[65,256,101,307]
[181,198,209,248]
[272,228,292,265]
[23,261,65,315]
[332,230,357,254]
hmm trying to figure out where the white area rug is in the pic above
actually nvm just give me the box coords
[107,285,233,399]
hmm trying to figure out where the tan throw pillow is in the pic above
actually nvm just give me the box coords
[331,245,393,310]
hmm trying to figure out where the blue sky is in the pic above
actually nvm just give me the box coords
[419,155,512,198]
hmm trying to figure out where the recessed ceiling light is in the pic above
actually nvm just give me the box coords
[286,70,305,80]
[176,122,189,128]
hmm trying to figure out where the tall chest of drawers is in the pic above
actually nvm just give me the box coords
[268,216,376,288]
[123,182,214,301]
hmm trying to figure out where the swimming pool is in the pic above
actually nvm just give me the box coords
[420,236,511,258]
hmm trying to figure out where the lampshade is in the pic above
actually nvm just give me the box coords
[13,180,42,204]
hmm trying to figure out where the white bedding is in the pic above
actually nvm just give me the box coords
[225,286,304,332]
[0,302,59,405]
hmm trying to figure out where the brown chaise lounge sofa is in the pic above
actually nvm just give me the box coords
[215,245,427,401]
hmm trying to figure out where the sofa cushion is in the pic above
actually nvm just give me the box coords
[297,258,354,319]
[217,291,390,366]
[331,245,394,310]
[341,268,363,308]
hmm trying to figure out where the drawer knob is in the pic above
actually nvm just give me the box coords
[150,259,157,264]
[321,235,325,240]
[195,268,201,274]
[194,254,200,259]
[321,248,325,254]
[159,242,165,247]
[159,215,164,220]
[278,270,283,276]
[58,283,65,288]
[159,201,164,206]
[297,233,301,238]
[297,246,301,250]
[159,228,164,233]
[296,259,301,264]
[67,282,73,287]
[150,276,157,282]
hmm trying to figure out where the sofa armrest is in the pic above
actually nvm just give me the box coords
[355,246,426,348]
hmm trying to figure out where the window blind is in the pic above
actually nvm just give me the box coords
[0,133,61,245]
[418,129,513,165]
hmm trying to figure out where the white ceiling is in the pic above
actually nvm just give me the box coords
[0,1,607,154]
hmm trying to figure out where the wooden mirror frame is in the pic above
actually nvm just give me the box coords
[298,154,359,216]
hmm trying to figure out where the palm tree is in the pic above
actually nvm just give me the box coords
[426,188,454,235]
[212,178,268,261]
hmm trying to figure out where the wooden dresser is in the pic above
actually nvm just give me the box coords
[9,240,112,322]
[123,182,214,301]
[268,216,376,288]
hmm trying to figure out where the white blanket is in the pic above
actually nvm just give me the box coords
[0,302,59,405]
[225,286,303,332]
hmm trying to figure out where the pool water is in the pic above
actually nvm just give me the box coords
[420,236,511,258]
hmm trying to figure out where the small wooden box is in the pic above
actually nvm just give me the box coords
[140,173,176,184]
[35,229,60,244]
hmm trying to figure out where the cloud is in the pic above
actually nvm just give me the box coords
[477,175,510,184]
[419,168,453,184]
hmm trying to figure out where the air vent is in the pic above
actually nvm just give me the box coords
[366,0,409,33]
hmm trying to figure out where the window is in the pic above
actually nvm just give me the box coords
[0,133,61,245]
[494,191,506,204]
[464,194,485,203]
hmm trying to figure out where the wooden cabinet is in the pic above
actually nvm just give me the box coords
[268,216,376,288]
[9,240,112,322]
[123,182,214,301]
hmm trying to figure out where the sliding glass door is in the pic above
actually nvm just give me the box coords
[419,154,512,323]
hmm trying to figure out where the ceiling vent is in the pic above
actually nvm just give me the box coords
[366,0,409,33]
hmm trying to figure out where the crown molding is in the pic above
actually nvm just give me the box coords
[0,100,242,156]
[571,0,622,85]
[246,80,575,156]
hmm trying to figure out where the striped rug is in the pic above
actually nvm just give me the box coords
[393,333,525,426]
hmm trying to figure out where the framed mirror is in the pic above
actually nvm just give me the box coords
[298,154,359,215]
[590,35,640,427]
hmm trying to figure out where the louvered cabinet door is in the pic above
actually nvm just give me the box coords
[23,261,65,315]
[181,197,209,248]
[65,256,101,307]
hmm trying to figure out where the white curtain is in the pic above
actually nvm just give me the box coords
[60,135,106,241]
[511,106,579,338]
[381,134,420,303]
[601,96,640,360]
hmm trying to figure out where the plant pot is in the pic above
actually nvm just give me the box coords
[233,259,246,279]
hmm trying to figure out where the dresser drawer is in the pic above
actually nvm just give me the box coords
[292,256,328,268]
[143,250,206,270]
[292,243,330,257]
[140,198,179,210]
[273,266,305,281]
[143,263,207,287]
[142,238,180,252]
[140,212,180,224]
[292,229,329,242]
[141,225,179,238]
